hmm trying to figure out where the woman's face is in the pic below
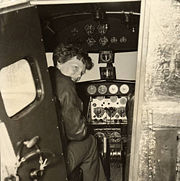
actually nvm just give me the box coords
[69,56,86,82]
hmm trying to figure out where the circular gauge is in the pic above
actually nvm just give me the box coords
[97,96,105,101]
[95,132,105,140]
[99,51,113,63]
[120,84,129,94]
[110,132,121,142]
[109,84,118,94]
[87,37,96,47]
[97,24,108,35]
[110,131,121,138]
[84,24,95,35]
[99,36,108,46]
[98,85,107,94]
[120,36,127,43]
[110,36,118,44]
[87,85,97,95]
[110,96,118,103]
[119,97,127,105]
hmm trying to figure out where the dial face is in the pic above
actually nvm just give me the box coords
[99,51,113,63]
[109,84,118,94]
[87,85,97,95]
[110,36,118,44]
[98,85,107,94]
[87,37,96,47]
[97,24,108,35]
[95,132,105,140]
[110,131,121,142]
[84,24,95,35]
[99,36,108,46]
[119,97,127,105]
[120,36,127,43]
[110,96,118,103]
[120,84,129,94]
[110,131,121,138]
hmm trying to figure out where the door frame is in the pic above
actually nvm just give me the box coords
[128,0,149,180]
[129,0,180,180]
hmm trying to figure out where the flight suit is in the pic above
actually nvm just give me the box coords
[51,67,107,181]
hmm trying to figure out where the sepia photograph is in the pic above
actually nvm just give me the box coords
[0,0,180,181]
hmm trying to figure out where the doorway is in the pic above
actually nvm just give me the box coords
[36,1,141,181]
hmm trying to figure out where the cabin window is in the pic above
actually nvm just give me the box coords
[0,59,36,117]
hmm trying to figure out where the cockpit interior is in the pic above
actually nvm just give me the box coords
[38,2,140,181]
[1,1,180,181]
[0,1,141,181]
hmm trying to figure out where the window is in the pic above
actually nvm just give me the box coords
[0,59,36,117]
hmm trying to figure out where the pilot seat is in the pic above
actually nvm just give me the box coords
[48,66,83,181]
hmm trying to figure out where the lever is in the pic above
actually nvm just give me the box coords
[23,136,39,148]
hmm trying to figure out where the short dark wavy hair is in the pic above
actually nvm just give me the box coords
[53,43,94,70]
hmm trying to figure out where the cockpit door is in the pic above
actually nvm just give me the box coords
[0,5,67,181]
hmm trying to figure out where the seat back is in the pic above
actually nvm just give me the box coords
[48,66,68,154]
[48,66,83,181]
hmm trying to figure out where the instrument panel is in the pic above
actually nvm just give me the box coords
[86,82,133,96]
[90,96,127,124]
[48,14,140,52]
[76,80,135,125]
